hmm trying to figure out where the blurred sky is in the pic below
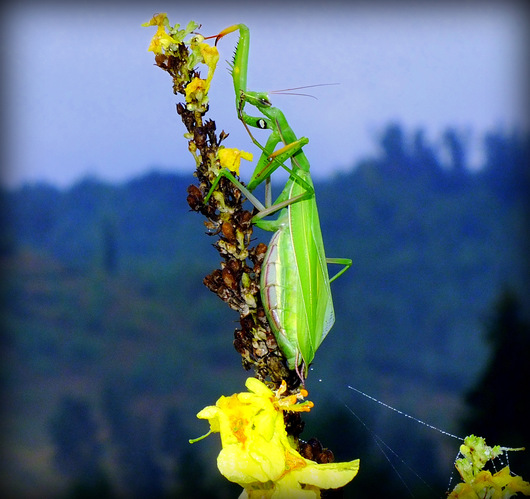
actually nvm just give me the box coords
[2,0,528,188]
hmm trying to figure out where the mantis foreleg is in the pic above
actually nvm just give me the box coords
[205,133,314,222]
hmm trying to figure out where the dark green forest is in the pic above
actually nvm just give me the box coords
[1,123,528,498]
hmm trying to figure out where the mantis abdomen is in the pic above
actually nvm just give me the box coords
[261,223,301,367]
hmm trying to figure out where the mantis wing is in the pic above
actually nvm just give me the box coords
[260,170,334,374]
[289,172,335,369]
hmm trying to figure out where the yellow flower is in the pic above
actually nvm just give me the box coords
[185,77,208,111]
[142,13,176,55]
[142,15,199,55]
[147,26,177,54]
[191,378,359,498]
[449,468,530,499]
[448,435,530,499]
[218,148,254,175]
[199,42,219,88]
[185,37,219,90]
[142,12,168,29]
[200,43,219,69]
[448,482,478,499]
[143,16,218,99]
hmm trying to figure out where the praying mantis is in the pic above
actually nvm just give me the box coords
[205,24,351,380]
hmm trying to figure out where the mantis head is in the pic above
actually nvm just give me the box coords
[241,90,271,109]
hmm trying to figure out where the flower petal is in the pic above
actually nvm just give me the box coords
[292,459,360,490]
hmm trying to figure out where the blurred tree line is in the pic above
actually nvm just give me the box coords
[0,123,528,497]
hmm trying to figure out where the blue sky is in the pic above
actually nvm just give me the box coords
[3,1,527,188]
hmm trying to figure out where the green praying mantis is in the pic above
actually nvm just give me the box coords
[204,24,351,380]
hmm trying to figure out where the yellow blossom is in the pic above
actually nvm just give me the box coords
[184,36,219,92]
[142,15,199,55]
[191,377,359,498]
[199,42,219,87]
[200,42,219,69]
[185,77,208,111]
[218,148,254,175]
[448,482,479,499]
[142,12,169,29]
[147,25,177,54]
[143,15,218,104]
[448,435,530,499]
[142,13,176,55]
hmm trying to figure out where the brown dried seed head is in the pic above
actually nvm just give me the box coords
[265,332,278,350]
[187,184,202,198]
[227,259,242,275]
[222,268,238,290]
[194,132,206,148]
[319,449,334,464]
[187,184,203,210]
[255,242,268,256]
[154,53,168,68]
[221,221,235,241]
[307,438,323,456]
[299,441,315,461]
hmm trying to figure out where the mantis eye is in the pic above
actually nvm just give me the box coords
[257,119,268,129]
[259,98,271,107]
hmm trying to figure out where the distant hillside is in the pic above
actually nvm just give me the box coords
[1,124,528,497]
